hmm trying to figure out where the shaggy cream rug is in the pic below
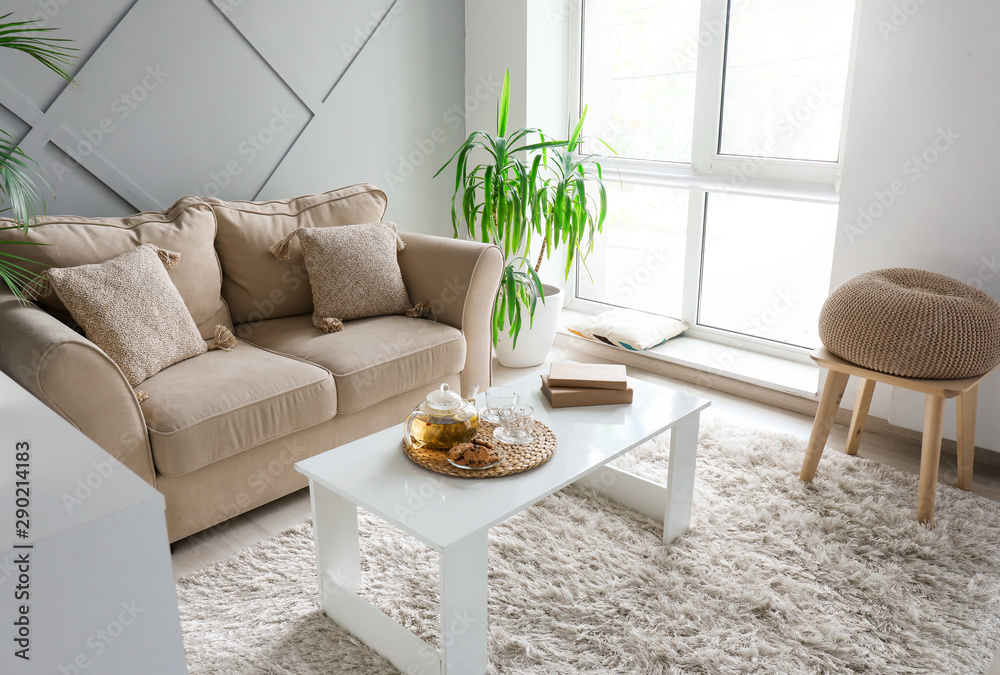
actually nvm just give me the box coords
[178,419,1000,674]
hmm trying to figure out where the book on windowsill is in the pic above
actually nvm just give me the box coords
[540,375,634,408]
[547,362,628,390]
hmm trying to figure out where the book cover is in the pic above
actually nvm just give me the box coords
[547,362,628,390]
[541,375,634,408]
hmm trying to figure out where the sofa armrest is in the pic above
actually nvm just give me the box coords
[0,291,156,486]
[397,233,503,395]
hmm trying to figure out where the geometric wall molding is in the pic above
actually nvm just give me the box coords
[0,0,465,235]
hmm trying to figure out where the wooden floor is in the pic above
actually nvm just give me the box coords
[170,343,1000,672]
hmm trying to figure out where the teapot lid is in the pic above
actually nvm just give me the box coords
[426,383,462,410]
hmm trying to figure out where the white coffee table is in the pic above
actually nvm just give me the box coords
[295,373,709,675]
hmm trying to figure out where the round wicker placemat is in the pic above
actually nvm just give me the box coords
[402,420,556,478]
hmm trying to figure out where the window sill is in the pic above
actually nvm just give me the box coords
[558,309,821,399]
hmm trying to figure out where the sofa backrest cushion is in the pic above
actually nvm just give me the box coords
[0,196,230,340]
[206,183,389,325]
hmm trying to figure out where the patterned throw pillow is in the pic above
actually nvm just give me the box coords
[46,244,235,388]
[566,308,688,351]
[269,221,415,333]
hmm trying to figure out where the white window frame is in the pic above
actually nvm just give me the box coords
[566,0,864,362]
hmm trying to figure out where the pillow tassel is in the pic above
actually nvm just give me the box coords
[405,300,436,321]
[395,233,406,251]
[207,324,238,351]
[317,317,343,334]
[155,247,182,269]
[269,229,301,261]
[136,390,150,403]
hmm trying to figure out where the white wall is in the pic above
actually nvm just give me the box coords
[834,0,1000,450]
[0,0,465,235]
[464,0,527,138]
[464,0,572,164]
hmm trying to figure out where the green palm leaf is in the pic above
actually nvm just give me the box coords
[0,13,77,82]
[497,70,510,137]
[0,14,76,302]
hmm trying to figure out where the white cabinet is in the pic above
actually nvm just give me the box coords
[0,372,187,674]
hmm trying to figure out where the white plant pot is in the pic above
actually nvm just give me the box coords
[495,284,564,368]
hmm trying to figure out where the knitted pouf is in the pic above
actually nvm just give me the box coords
[819,268,1000,379]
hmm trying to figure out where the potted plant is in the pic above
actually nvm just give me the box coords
[436,70,611,367]
[0,13,75,302]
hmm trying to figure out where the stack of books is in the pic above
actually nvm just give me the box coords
[540,363,634,408]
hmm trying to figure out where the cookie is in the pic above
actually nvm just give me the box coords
[448,442,474,461]
[472,437,494,449]
[463,444,492,467]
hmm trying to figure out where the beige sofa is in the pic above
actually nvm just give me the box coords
[0,184,503,541]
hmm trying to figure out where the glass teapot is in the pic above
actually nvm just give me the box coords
[404,383,479,451]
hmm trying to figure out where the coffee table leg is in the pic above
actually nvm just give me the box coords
[663,411,700,544]
[574,410,701,545]
[309,481,361,609]
[439,531,489,674]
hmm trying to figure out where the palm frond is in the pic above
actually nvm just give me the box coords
[0,13,77,83]
[0,130,49,232]
[0,14,76,303]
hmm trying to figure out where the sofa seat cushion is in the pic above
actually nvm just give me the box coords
[141,342,336,476]
[243,314,466,414]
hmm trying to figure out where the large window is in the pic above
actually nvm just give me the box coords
[576,183,689,318]
[576,0,857,352]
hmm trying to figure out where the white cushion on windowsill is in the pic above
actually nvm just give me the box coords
[564,307,689,351]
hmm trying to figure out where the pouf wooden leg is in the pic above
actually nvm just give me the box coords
[956,384,978,491]
[845,379,876,456]
[917,394,946,524]
[800,371,850,482]
[805,347,994,523]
